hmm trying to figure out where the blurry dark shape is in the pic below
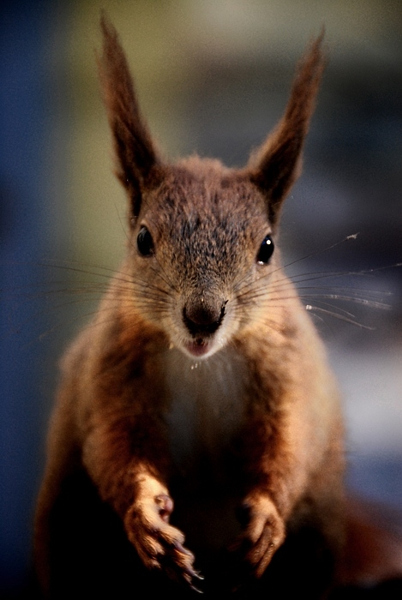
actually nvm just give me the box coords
[0,0,66,596]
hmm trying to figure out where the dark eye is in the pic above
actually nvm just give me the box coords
[256,234,274,265]
[137,226,154,257]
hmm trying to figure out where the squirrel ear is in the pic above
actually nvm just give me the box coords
[247,33,325,227]
[98,14,162,219]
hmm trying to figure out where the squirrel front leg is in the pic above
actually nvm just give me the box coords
[231,409,288,579]
[232,387,344,583]
[235,492,286,579]
[81,408,202,590]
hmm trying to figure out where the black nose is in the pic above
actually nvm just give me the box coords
[183,300,226,336]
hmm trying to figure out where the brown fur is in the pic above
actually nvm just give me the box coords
[33,16,401,599]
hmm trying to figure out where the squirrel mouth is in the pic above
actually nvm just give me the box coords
[184,337,212,358]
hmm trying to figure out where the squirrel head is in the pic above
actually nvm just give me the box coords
[98,16,325,359]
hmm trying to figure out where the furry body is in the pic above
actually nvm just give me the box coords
[33,18,398,599]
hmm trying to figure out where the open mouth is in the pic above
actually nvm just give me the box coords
[184,338,212,358]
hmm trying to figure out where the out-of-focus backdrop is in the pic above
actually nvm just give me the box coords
[1,0,401,596]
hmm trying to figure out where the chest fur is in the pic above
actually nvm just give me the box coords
[163,348,247,477]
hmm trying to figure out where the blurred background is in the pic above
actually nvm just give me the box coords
[1,0,401,596]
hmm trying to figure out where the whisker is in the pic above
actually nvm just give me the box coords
[283,233,362,271]
[304,304,376,330]
[295,291,391,311]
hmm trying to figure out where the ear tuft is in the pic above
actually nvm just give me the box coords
[248,32,326,227]
[98,13,162,218]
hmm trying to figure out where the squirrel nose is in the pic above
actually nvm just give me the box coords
[183,299,226,336]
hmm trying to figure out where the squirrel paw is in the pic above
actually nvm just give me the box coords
[232,493,285,579]
[125,484,203,591]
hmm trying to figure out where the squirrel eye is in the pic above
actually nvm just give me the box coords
[256,234,274,265]
[137,226,154,257]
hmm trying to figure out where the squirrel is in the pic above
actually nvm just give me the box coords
[33,16,402,599]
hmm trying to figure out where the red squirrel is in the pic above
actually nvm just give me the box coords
[33,16,402,599]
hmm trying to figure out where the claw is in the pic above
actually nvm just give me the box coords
[189,581,204,594]
[165,559,204,593]
[182,564,204,581]
[184,571,204,594]
[173,541,194,557]
[174,545,204,591]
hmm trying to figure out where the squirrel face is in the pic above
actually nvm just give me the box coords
[126,159,276,359]
[99,18,324,359]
